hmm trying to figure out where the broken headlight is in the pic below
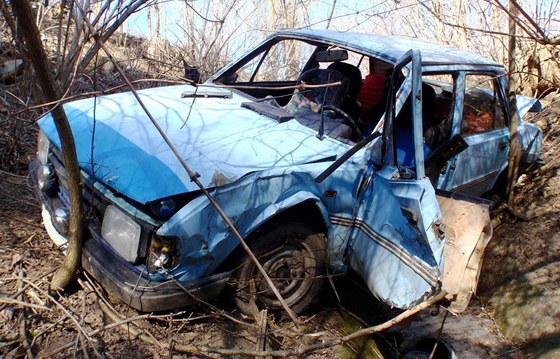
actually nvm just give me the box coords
[37,130,50,164]
[101,205,142,262]
[147,235,178,272]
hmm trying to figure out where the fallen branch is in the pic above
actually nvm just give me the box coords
[0,298,52,312]
[75,1,300,325]
[95,290,447,357]
[17,264,33,359]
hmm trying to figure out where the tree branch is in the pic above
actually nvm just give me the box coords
[10,0,84,294]
[74,0,301,326]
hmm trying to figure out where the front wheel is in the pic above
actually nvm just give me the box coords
[232,223,326,316]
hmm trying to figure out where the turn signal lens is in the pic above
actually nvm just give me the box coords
[147,235,177,272]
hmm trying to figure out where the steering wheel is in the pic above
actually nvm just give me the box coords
[322,105,364,140]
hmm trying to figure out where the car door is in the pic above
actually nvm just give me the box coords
[439,73,509,196]
[341,50,447,309]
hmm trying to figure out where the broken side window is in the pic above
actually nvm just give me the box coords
[461,74,507,135]
[234,39,316,83]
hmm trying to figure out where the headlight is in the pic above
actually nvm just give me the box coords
[147,235,178,272]
[101,205,142,262]
[52,207,69,236]
[37,130,50,164]
[37,163,56,192]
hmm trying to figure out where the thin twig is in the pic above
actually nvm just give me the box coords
[0,267,58,313]
[43,305,155,357]
[15,277,91,340]
[429,309,448,359]
[0,297,52,311]
[30,316,66,346]
[75,2,300,325]
[15,78,188,114]
[17,264,34,359]
[166,273,257,328]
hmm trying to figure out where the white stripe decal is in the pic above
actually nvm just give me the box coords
[330,215,439,285]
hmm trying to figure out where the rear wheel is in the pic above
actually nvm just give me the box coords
[232,223,326,316]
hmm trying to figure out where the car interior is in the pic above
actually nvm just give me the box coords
[215,39,457,155]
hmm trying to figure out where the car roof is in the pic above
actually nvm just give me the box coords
[276,29,502,68]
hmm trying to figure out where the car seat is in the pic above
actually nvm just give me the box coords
[395,83,437,167]
[284,68,350,114]
[327,62,363,119]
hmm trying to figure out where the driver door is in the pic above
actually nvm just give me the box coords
[344,50,447,308]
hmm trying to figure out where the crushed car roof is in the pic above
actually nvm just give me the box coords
[277,29,502,68]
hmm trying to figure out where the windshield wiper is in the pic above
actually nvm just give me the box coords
[315,131,381,183]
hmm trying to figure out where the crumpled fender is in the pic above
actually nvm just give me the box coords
[156,173,331,281]
[243,190,330,238]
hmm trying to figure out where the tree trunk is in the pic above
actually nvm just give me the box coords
[10,0,84,292]
[506,0,520,206]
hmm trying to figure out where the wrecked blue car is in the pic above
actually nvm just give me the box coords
[31,29,542,314]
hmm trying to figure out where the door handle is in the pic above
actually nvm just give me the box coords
[499,141,509,151]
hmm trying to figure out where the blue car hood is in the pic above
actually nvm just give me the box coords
[39,85,347,204]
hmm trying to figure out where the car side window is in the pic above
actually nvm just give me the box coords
[461,74,506,135]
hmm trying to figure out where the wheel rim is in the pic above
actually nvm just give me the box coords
[255,242,316,308]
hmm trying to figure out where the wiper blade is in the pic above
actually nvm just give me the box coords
[315,131,381,183]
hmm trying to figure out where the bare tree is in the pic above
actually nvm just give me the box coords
[506,0,521,205]
[10,0,84,292]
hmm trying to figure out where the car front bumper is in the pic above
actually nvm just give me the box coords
[30,157,230,312]
[81,232,230,312]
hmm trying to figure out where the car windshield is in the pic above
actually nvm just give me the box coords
[214,37,395,144]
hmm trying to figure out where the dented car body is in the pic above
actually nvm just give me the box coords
[31,30,541,313]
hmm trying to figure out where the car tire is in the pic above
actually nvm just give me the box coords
[232,222,326,317]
